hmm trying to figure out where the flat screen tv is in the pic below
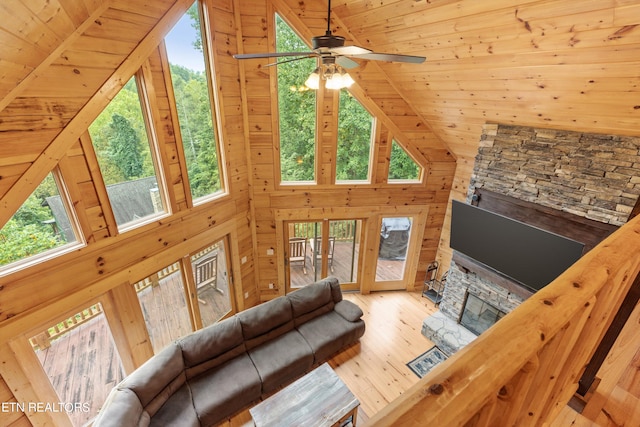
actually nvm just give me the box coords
[450,200,585,292]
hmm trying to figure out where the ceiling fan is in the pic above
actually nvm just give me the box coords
[233,0,426,89]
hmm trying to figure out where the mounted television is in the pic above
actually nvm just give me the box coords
[450,200,585,292]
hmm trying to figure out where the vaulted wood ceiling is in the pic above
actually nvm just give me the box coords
[1,0,639,219]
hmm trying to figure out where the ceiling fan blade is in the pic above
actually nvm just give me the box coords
[234,51,316,60]
[349,52,426,63]
[330,45,371,56]
[264,55,316,67]
[336,56,359,69]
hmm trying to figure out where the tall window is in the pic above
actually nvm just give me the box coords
[0,170,81,272]
[388,139,422,182]
[275,14,316,183]
[30,303,125,426]
[88,76,167,231]
[165,1,224,202]
[134,262,193,353]
[336,92,373,182]
[191,239,232,327]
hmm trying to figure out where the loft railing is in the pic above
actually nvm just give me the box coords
[365,214,640,426]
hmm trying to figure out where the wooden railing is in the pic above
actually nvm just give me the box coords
[30,304,104,351]
[366,214,640,426]
[290,220,358,242]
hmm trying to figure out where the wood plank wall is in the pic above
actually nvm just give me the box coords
[332,0,640,274]
[0,1,259,424]
[237,0,456,298]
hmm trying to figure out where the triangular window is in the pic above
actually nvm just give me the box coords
[388,139,422,182]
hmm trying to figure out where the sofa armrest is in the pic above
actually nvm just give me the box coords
[334,300,363,322]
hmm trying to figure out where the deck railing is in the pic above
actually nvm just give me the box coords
[290,220,358,242]
[366,214,640,426]
[29,304,104,351]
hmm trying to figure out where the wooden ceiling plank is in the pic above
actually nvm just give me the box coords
[0,1,110,114]
[23,0,77,38]
[0,28,50,69]
[0,0,62,50]
[58,0,94,27]
[108,0,177,19]
[84,15,156,43]
[0,0,195,229]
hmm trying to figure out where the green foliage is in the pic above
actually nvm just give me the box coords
[337,92,373,181]
[108,113,144,180]
[170,63,220,197]
[186,3,202,52]
[0,221,59,265]
[0,174,66,266]
[389,140,420,180]
[89,78,154,185]
[275,14,316,182]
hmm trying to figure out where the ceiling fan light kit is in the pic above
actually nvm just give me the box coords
[305,63,354,90]
[233,0,425,90]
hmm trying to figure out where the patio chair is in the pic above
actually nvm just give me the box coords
[313,236,335,272]
[289,237,308,274]
[195,252,221,304]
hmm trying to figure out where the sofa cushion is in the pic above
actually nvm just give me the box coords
[237,296,294,349]
[296,310,365,363]
[334,300,364,322]
[179,316,245,371]
[288,279,335,326]
[247,329,314,393]
[122,343,185,408]
[188,353,262,425]
[148,384,199,427]
[326,276,344,303]
[93,388,145,427]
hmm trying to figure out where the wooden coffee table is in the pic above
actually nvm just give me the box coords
[250,363,360,427]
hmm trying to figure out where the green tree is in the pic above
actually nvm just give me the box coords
[275,14,316,182]
[108,113,144,180]
[170,63,220,197]
[89,78,153,185]
[337,91,373,181]
[0,174,66,266]
[389,140,420,180]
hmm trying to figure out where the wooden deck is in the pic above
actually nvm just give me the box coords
[32,264,233,426]
[136,266,232,352]
[34,314,124,427]
[290,240,407,288]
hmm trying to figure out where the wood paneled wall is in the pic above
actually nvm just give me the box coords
[0,1,258,424]
[236,0,455,298]
[331,0,640,274]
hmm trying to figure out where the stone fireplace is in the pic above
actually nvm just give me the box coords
[423,123,640,355]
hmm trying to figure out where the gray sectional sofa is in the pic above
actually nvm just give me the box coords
[93,276,365,427]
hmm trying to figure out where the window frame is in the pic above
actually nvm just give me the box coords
[166,0,228,207]
[0,167,85,277]
[273,12,318,186]
[387,137,424,184]
[335,91,376,185]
